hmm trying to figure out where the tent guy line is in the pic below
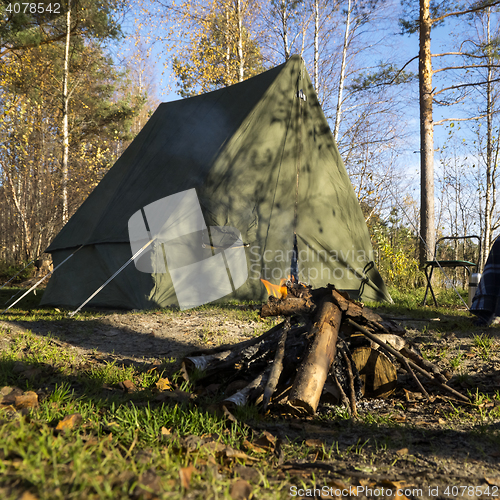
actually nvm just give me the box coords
[1,246,84,314]
[68,237,156,317]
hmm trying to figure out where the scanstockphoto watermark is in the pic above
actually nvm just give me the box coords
[248,245,376,283]
[289,485,424,498]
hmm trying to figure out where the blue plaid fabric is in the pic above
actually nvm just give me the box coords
[471,238,500,315]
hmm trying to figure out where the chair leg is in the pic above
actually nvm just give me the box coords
[423,266,437,306]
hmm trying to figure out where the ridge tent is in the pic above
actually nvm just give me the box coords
[41,55,391,310]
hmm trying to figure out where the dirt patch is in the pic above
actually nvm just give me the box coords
[0,308,262,367]
[1,307,500,498]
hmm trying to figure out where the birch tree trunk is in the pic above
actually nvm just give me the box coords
[483,7,493,269]
[3,165,32,260]
[333,0,351,143]
[419,0,435,263]
[313,0,319,93]
[61,0,71,225]
[281,0,290,60]
[235,0,244,82]
[225,8,231,85]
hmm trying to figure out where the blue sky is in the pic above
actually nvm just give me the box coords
[114,1,495,235]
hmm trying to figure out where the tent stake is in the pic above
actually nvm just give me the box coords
[68,239,155,317]
[2,247,83,314]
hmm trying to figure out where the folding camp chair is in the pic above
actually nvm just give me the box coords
[422,235,481,306]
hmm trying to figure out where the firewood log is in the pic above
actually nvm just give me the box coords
[350,347,397,398]
[262,318,290,411]
[260,297,315,318]
[288,294,343,414]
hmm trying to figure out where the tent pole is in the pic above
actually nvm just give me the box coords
[1,246,83,314]
[68,238,156,317]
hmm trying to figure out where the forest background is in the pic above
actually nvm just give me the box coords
[1,0,499,292]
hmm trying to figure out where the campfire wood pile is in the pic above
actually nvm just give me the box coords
[182,283,470,417]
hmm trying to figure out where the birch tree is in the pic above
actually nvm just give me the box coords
[0,1,144,263]
[457,7,500,266]
[172,0,264,96]
[61,0,71,224]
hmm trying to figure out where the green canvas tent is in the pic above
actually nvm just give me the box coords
[41,55,391,310]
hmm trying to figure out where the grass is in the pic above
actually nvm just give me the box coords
[471,333,496,360]
[366,286,470,319]
[0,327,269,499]
[1,285,500,498]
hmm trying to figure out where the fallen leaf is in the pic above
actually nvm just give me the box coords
[358,478,374,487]
[380,480,413,500]
[222,447,259,462]
[234,465,260,481]
[182,435,202,452]
[396,447,409,457]
[230,479,252,500]
[160,426,171,436]
[201,440,227,454]
[0,386,23,405]
[381,479,411,490]
[132,468,162,499]
[0,386,13,396]
[14,391,38,410]
[404,388,416,402]
[485,477,500,486]
[121,380,137,393]
[326,479,349,491]
[413,419,427,426]
[55,413,83,433]
[156,378,172,391]
[221,404,239,423]
[305,438,324,448]
[394,493,411,500]
[242,439,267,454]
[19,492,39,500]
[179,465,196,489]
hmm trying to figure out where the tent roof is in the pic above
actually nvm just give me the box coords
[47,59,289,252]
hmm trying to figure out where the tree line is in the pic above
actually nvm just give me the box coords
[0,0,153,265]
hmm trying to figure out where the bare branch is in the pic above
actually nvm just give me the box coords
[388,55,419,85]
[433,63,500,74]
[432,51,484,58]
[433,77,500,96]
[432,1,500,24]
[434,115,485,126]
